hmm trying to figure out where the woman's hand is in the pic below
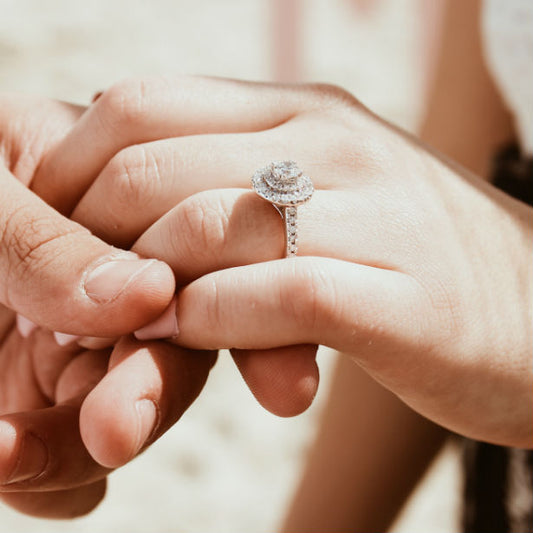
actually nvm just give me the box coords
[40,76,532,449]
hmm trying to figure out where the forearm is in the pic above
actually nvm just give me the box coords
[418,0,514,178]
[280,355,448,533]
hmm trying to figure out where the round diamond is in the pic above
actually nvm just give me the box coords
[252,160,313,206]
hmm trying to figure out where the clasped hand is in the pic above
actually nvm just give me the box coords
[0,76,531,518]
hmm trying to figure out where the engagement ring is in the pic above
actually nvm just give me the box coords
[252,161,313,257]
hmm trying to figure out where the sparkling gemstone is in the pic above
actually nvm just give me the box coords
[252,160,313,206]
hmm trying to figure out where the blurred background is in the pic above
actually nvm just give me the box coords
[0,0,461,531]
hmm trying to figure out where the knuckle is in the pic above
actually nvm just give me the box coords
[304,82,362,112]
[99,77,151,128]
[1,206,87,305]
[105,146,157,208]
[4,207,57,268]
[176,193,229,264]
[282,259,340,331]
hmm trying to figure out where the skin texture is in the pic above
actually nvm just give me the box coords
[39,75,531,449]
[0,91,320,518]
[0,96,214,517]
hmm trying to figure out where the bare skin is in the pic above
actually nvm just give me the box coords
[29,73,530,460]
[0,97,213,517]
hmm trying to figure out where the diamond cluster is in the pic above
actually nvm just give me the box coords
[252,161,313,206]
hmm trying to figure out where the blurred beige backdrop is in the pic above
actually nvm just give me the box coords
[0,1,460,531]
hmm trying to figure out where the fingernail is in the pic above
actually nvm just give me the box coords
[16,315,37,338]
[0,423,48,484]
[134,297,178,340]
[53,331,81,346]
[135,399,158,452]
[84,258,160,304]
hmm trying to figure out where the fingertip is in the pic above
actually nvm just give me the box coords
[77,256,176,336]
[134,297,178,340]
[232,344,319,417]
[267,373,318,418]
[81,338,214,468]
[116,259,176,334]
[266,360,319,417]
[79,341,159,468]
[84,256,174,306]
[79,390,133,468]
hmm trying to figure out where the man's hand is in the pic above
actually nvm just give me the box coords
[0,95,190,518]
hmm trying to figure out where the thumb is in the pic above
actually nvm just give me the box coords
[0,168,174,336]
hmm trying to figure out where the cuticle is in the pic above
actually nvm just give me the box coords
[82,257,157,304]
[139,397,161,445]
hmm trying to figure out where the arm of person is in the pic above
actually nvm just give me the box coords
[280,356,447,533]
[419,0,514,177]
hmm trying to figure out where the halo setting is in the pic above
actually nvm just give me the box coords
[251,161,314,257]
[252,161,313,206]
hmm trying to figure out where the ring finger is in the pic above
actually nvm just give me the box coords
[131,188,401,286]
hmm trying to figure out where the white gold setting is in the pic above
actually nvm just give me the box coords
[252,161,313,257]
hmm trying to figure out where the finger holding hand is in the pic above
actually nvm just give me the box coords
[0,350,111,493]
[44,75,530,449]
[0,349,110,517]
[0,167,174,336]
[80,337,216,468]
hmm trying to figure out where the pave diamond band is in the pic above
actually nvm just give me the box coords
[252,161,313,257]
[284,206,298,256]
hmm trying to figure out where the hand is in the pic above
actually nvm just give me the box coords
[0,86,316,523]
[0,94,174,335]
[26,79,323,475]
[0,95,203,518]
[37,77,532,449]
